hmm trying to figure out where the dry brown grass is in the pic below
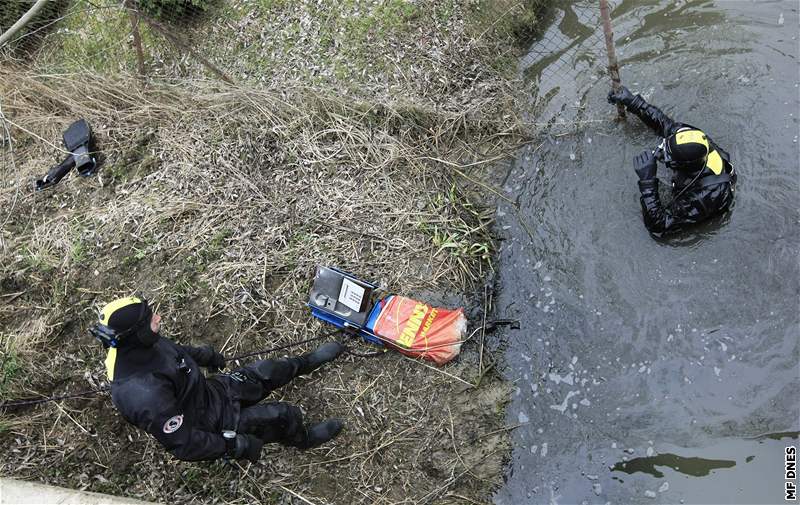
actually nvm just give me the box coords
[0,1,546,503]
[0,65,530,504]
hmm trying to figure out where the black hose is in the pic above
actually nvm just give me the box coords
[670,168,705,204]
[0,387,110,410]
[344,347,386,358]
[225,333,333,362]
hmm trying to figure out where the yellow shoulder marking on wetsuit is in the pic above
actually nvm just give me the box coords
[99,296,142,325]
[706,149,723,175]
[105,347,118,381]
[675,129,709,150]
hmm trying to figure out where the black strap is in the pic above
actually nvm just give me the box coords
[697,173,731,189]
[222,432,237,458]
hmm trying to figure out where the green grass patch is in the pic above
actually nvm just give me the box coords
[69,239,86,264]
[21,245,57,274]
[0,351,20,397]
[57,7,135,73]
[255,0,289,11]
[234,0,423,88]
[208,228,232,255]
[420,183,494,279]
[122,235,157,266]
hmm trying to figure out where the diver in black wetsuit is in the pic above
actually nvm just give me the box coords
[608,86,736,236]
[90,296,344,462]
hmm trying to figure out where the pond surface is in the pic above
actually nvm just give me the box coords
[493,1,799,503]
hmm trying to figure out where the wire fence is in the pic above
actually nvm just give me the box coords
[1,1,619,98]
[1,0,235,82]
[521,0,620,120]
[0,0,627,207]
[0,0,608,92]
[0,0,622,194]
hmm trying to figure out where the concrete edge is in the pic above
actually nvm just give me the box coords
[0,478,158,505]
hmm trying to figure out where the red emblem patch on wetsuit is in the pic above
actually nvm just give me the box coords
[163,414,184,434]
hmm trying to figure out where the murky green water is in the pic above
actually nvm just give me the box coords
[494,1,799,503]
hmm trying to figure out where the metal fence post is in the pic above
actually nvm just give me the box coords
[599,0,625,118]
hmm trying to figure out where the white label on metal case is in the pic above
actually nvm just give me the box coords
[338,278,365,312]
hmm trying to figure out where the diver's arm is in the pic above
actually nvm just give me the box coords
[178,343,226,371]
[155,413,228,461]
[122,383,228,461]
[116,380,252,462]
[626,95,681,138]
[637,179,703,235]
[608,86,681,137]
[178,343,216,367]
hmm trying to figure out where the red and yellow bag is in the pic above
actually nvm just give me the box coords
[370,295,464,365]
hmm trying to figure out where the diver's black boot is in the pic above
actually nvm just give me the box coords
[298,342,344,375]
[297,419,344,450]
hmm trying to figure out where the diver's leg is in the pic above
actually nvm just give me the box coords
[237,342,345,403]
[237,401,343,449]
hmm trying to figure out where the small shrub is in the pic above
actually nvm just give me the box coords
[466,0,552,49]
[507,0,552,47]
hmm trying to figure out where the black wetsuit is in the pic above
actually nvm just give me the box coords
[107,336,313,461]
[626,97,736,235]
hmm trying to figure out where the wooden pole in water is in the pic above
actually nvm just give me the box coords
[599,0,625,118]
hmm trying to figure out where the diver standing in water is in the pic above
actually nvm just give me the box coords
[608,86,736,236]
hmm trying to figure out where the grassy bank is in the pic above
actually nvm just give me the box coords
[28,0,548,101]
[0,0,547,503]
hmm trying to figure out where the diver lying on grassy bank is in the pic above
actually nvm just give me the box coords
[608,86,736,236]
[91,296,345,462]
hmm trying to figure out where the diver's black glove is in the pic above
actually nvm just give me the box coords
[207,351,226,373]
[633,150,657,180]
[235,434,263,462]
[607,85,635,107]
